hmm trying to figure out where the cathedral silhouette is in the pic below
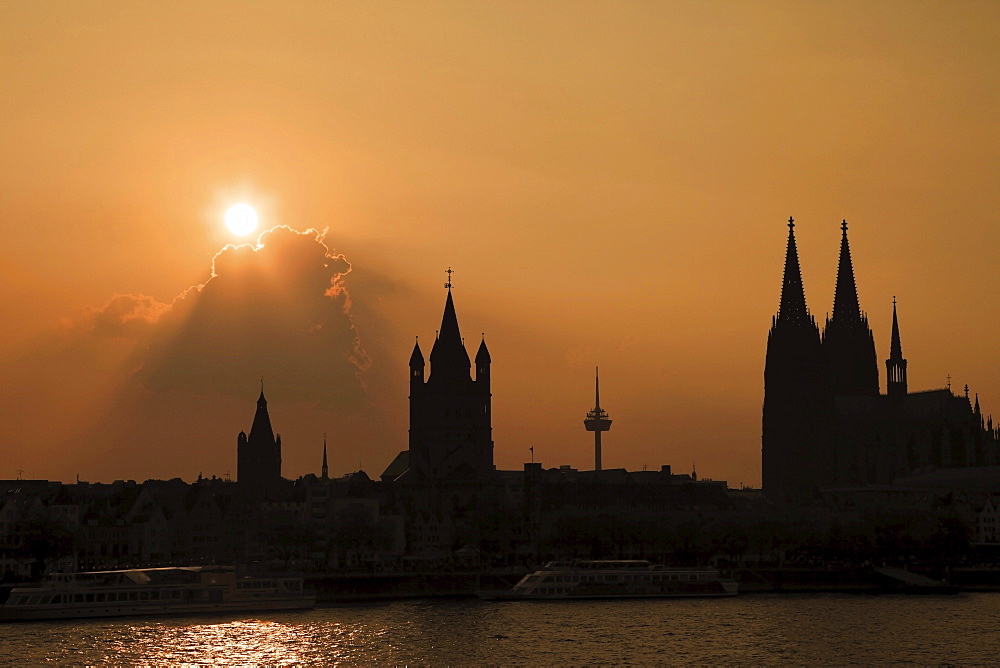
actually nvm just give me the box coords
[763,218,999,502]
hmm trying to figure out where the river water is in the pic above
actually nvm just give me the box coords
[2,593,999,664]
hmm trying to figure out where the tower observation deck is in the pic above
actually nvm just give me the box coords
[583,367,612,471]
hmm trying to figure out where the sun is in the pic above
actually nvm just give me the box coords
[224,203,259,236]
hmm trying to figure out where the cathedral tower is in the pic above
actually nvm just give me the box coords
[762,218,827,501]
[885,298,908,398]
[408,270,494,480]
[822,221,879,397]
[237,386,282,489]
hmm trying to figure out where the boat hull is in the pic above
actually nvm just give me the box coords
[0,595,315,622]
[0,566,315,623]
[479,589,736,601]
[478,560,738,601]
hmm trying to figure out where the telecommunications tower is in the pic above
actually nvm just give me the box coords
[583,367,612,471]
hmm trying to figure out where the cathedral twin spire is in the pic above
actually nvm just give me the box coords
[830,220,863,325]
[771,217,883,397]
[775,217,813,328]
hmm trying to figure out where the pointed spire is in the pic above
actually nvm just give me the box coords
[975,393,981,415]
[776,216,811,326]
[889,296,903,359]
[475,333,491,364]
[831,220,862,323]
[321,434,329,479]
[249,386,275,444]
[439,288,462,344]
[409,337,425,368]
[429,273,471,380]
[885,296,908,398]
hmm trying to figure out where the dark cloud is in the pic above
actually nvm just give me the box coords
[86,226,371,406]
[81,293,171,338]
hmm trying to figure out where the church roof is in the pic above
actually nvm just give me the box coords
[429,288,471,379]
[475,337,491,363]
[409,340,425,367]
[249,391,275,444]
[380,450,410,482]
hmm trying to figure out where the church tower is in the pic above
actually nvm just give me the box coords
[237,385,282,489]
[885,298,908,398]
[762,217,827,501]
[408,270,494,480]
[822,221,879,397]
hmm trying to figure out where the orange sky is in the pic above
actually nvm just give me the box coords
[1,1,998,487]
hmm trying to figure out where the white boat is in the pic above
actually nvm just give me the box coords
[480,560,737,600]
[0,566,315,621]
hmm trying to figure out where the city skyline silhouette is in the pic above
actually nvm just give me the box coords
[1,3,998,490]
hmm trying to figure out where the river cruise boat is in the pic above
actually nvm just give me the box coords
[481,560,737,600]
[0,566,315,622]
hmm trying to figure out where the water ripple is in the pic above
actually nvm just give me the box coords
[2,594,1000,664]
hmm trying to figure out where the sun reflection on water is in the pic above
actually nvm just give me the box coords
[4,596,1000,665]
[117,617,383,665]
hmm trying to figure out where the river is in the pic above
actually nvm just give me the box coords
[2,593,999,664]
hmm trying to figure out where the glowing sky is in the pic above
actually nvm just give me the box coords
[1,1,998,486]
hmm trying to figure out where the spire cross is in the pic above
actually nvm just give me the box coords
[788,216,794,229]
[444,267,454,290]
[842,219,848,233]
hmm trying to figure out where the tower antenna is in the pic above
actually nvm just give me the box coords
[583,367,612,471]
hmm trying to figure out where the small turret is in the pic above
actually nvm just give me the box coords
[409,338,425,387]
[885,297,908,398]
[476,335,491,385]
